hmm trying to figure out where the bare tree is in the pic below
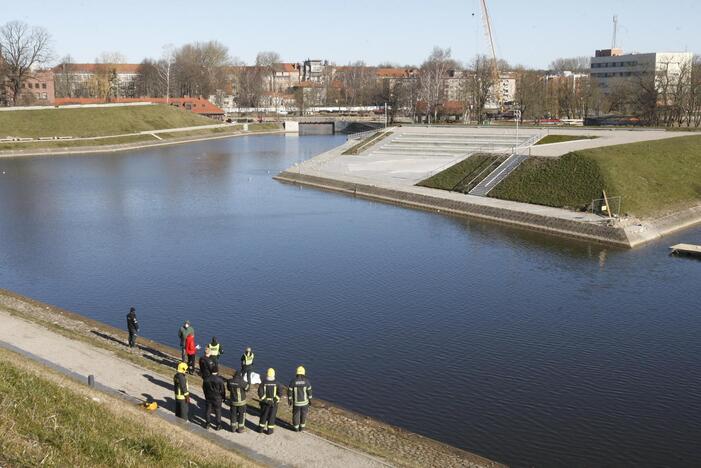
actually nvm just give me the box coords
[0,21,52,106]
[158,44,176,102]
[514,68,545,122]
[549,56,590,73]
[173,41,230,98]
[419,47,455,123]
[54,54,77,98]
[464,54,496,124]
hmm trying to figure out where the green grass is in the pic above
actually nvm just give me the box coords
[490,135,701,217]
[535,134,598,145]
[0,105,213,138]
[0,134,155,151]
[0,352,244,467]
[418,153,504,193]
[342,131,391,155]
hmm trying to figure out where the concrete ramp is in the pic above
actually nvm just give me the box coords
[469,153,529,196]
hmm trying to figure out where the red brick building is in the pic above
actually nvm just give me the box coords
[1,70,55,106]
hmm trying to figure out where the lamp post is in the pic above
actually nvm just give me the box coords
[514,109,521,151]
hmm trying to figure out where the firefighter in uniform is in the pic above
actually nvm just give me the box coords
[241,347,255,390]
[227,369,247,433]
[288,365,313,432]
[173,361,190,421]
[258,368,282,434]
[206,337,222,364]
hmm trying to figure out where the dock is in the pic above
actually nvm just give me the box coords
[670,243,701,257]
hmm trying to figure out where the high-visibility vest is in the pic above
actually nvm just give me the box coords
[243,352,254,366]
[208,343,220,356]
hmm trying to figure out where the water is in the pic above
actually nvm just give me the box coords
[0,135,699,467]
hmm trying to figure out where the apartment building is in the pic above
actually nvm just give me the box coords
[52,63,141,98]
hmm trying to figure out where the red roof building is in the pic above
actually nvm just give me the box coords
[53,97,225,120]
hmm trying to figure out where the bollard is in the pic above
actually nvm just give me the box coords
[88,374,95,387]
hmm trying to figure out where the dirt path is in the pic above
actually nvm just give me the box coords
[0,309,388,467]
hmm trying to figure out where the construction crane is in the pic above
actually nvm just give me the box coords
[480,0,502,110]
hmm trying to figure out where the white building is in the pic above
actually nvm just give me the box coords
[589,48,693,94]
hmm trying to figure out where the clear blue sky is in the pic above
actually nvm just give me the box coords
[11,0,700,68]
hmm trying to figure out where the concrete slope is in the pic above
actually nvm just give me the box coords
[469,154,529,196]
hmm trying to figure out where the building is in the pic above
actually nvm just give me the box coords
[1,70,55,106]
[302,59,328,82]
[52,63,142,98]
[270,63,301,92]
[589,48,693,94]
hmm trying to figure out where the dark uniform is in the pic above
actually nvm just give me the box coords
[199,354,216,379]
[173,363,190,420]
[227,372,248,432]
[288,374,313,431]
[241,349,255,390]
[126,308,139,348]
[203,372,226,429]
[258,376,282,434]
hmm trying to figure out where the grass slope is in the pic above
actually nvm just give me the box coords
[418,154,503,193]
[490,135,701,217]
[0,350,249,467]
[0,105,213,138]
[535,134,598,145]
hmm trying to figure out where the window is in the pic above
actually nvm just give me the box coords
[42,92,48,99]
[42,83,47,89]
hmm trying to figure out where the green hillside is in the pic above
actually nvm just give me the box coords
[489,135,701,218]
[0,104,213,138]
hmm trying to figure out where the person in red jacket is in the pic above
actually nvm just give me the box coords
[185,333,198,375]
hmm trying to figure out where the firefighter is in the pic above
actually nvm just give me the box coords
[206,336,222,364]
[227,369,247,433]
[287,365,313,432]
[258,368,282,434]
[126,307,139,348]
[203,364,226,430]
[173,362,190,421]
[241,346,255,390]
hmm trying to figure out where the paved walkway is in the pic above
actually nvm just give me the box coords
[0,310,387,468]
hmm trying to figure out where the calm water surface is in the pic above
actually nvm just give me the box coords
[0,135,699,467]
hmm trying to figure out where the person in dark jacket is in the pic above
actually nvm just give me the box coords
[241,346,255,390]
[287,365,313,432]
[258,368,282,434]
[227,369,247,433]
[173,362,190,421]
[199,347,215,379]
[202,365,226,430]
[126,307,139,348]
[178,321,193,361]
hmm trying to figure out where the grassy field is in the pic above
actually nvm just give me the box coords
[0,134,156,151]
[535,134,598,145]
[0,349,250,467]
[418,153,504,193]
[0,105,213,138]
[490,135,701,217]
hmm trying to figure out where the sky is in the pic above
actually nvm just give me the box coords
[8,0,700,68]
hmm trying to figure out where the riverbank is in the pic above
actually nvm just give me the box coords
[0,288,500,467]
[275,127,701,248]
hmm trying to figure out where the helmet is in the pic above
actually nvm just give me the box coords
[177,362,188,373]
[267,368,275,379]
[245,346,252,353]
[296,366,306,376]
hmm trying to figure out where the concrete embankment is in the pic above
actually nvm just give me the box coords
[275,171,634,247]
[0,288,501,468]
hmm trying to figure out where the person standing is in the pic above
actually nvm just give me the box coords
[173,362,190,421]
[126,307,139,348]
[241,346,255,390]
[227,369,247,433]
[287,365,313,432]
[185,332,198,375]
[207,337,223,364]
[178,321,193,362]
[199,347,215,379]
[258,368,282,435]
[202,364,226,430]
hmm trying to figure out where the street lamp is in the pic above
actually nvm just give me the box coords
[514,109,522,151]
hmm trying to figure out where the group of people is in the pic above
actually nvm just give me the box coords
[128,311,312,435]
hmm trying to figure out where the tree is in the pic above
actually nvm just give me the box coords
[136,58,161,97]
[464,54,496,124]
[514,68,545,121]
[54,54,77,98]
[419,47,455,123]
[549,56,590,73]
[157,44,176,102]
[173,41,231,98]
[0,21,52,106]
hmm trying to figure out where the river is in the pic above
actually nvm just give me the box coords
[0,134,699,467]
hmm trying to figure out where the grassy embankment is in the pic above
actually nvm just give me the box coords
[0,348,251,467]
[534,134,598,145]
[418,154,504,193]
[489,135,701,218]
[0,105,283,152]
[342,131,391,155]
